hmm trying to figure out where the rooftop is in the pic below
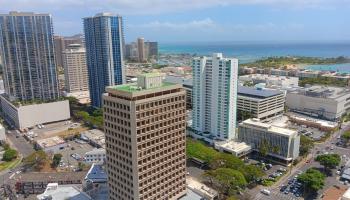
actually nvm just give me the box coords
[322,185,348,200]
[36,136,66,148]
[16,171,87,183]
[108,82,175,93]
[241,119,297,137]
[37,183,91,200]
[85,164,108,183]
[186,177,218,199]
[288,85,350,99]
[238,86,283,99]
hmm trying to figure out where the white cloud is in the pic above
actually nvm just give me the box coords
[0,0,348,15]
[132,18,216,30]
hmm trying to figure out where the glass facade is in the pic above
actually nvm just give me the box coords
[0,12,59,101]
[83,13,125,107]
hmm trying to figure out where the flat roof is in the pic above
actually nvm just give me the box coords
[36,136,66,148]
[241,119,297,136]
[110,82,175,94]
[238,86,282,99]
[37,184,91,200]
[16,171,87,183]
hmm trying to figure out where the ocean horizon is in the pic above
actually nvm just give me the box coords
[159,41,350,64]
[159,41,350,73]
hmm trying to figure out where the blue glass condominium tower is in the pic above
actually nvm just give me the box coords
[83,13,125,107]
[0,12,59,101]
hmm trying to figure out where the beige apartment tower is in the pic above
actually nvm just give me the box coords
[62,44,89,93]
[103,74,187,200]
[137,37,145,62]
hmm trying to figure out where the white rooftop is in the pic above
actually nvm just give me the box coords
[37,183,91,200]
[242,118,297,137]
[186,177,218,199]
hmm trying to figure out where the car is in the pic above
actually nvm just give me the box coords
[280,186,287,192]
[261,189,271,195]
[336,170,341,175]
[330,146,334,150]
[284,190,289,195]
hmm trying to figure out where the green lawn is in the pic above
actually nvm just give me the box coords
[0,158,21,171]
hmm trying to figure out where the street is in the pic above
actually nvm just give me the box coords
[251,122,350,200]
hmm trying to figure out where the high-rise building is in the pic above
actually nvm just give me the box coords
[137,37,145,62]
[54,34,84,68]
[103,74,187,200]
[62,44,89,93]
[0,11,59,101]
[83,13,125,107]
[192,53,239,141]
[145,41,158,59]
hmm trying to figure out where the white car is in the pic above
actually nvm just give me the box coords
[261,189,271,195]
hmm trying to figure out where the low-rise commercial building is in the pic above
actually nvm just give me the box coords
[15,171,86,194]
[83,164,108,200]
[239,74,299,89]
[80,129,105,148]
[36,136,67,154]
[184,177,218,200]
[237,86,285,121]
[238,119,300,165]
[37,183,92,200]
[286,86,350,121]
[83,148,106,164]
[214,140,252,157]
[0,94,70,130]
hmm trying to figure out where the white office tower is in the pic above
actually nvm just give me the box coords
[192,53,239,141]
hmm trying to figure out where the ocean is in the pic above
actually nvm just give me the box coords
[159,41,350,68]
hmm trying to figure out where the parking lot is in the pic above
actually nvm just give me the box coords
[29,121,82,140]
[288,123,326,141]
[55,140,94,170]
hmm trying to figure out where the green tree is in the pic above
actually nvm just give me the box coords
[209,153,245,170]
[243,81,254,87]
[315,154,341,172]
[272,146,280,155]
[300,135,314,156]
[240,164,264,183]
[51,154,62,168]
[23,150,47,171]
[258,139,270,157]
[298,168,325,194]
[203,168,247,195]
[342,131,350,146]
[2,149,18,161]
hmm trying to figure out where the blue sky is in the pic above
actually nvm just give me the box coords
[1,0,349,43]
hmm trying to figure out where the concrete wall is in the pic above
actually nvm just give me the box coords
[0,124,5,141]
[0,95,70,129]
[286,93,346,121]
[17,100,70,129]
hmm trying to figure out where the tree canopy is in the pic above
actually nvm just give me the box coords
[203,168,247,195]
[300,135,314,156]
[2,149,18,161]
[23,150,48,170]
[342,131,350,145]
[298,168,325,192]
[51,154,62,168]
[315,154,341,171]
